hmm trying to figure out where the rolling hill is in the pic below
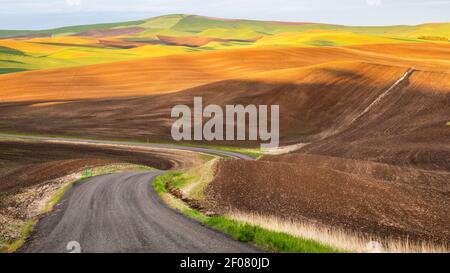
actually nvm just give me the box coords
[0,14,449,75]
[0,14,449,248]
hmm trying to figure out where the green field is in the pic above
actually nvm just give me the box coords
[0,14,448,75]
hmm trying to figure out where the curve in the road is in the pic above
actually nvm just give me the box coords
[0,134,255,160]
[21,172,260,253]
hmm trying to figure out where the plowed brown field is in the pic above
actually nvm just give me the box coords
[1,43,449,102]
[1,42,449,246]
[206,155,450,245]
[0,140,202,192]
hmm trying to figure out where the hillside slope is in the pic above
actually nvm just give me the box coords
[0,15,449,74]
[0,35,448,248]
[0,61,412,139]
[1,43,450,102]
[204,65,450,245]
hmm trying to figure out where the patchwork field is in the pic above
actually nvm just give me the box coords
[0,14,449,251]
[0,14,449,75]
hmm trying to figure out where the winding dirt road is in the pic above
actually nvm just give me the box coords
[3,134,258,253]
[0,133,255,160]
[20,172,260,253]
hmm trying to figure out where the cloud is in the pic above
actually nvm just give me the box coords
[366,0,382,7]
[66,0,82,7]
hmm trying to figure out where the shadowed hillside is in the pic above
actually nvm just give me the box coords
[0,61,411,139]
[204,65,450,245]
[0,14,449,249]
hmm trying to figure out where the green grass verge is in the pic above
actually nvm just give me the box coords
[205,217,340,253]
[153,171,341,253]
[43,174,99,213]
[0,220,36,253]
[153,171,181,193]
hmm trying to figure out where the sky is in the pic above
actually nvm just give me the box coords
[1,0,450,30]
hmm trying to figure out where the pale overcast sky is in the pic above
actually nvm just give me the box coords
[1,0,450,30]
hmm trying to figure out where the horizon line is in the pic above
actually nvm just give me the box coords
[1,13,449,31]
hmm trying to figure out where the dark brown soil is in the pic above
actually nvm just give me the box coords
[0,140,201,192]
[206,156,450,245]
[0,62,410,145]
[204,66,450,245]
[0,45,448,246]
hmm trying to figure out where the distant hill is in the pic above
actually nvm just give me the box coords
[1,14,449,39]
[0,14,448,74]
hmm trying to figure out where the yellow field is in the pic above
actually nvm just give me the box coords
[0,15,448,75]
[1,42,449,102]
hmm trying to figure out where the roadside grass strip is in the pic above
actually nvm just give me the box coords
[153,171,341,253]
[0,220,36,253]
